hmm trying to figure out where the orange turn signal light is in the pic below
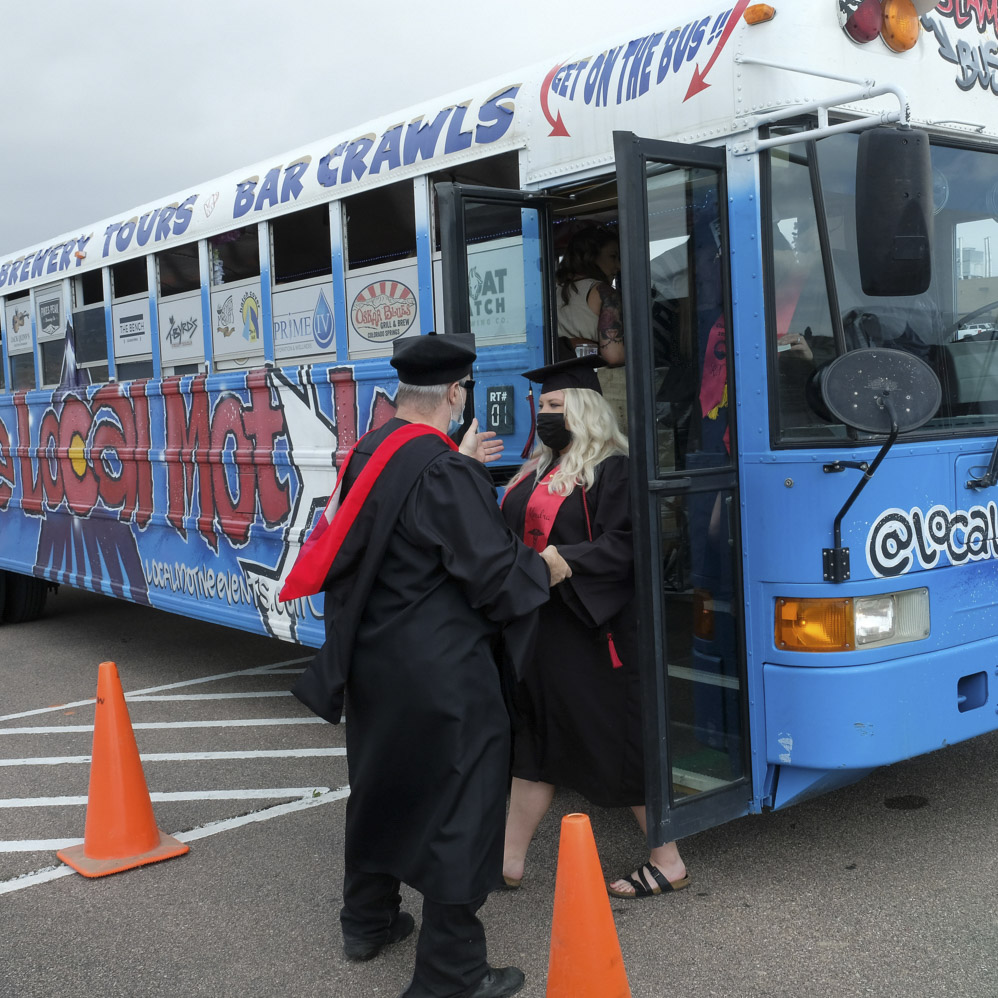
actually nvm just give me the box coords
[775,597,854,652]
[745,4,776,24]
[881,0,921,52]
[693,588,715,641]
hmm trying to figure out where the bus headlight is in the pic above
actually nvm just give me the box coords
[775,588,929,652]
[855,588,930,648]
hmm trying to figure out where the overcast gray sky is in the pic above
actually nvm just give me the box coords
[0,0,662,256]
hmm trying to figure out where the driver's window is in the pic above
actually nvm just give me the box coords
[953,218,998,341]
[768,144,838,439]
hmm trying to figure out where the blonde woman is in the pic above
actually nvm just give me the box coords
[499,356,689,899]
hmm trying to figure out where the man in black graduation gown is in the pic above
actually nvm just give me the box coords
[283,334,562,998]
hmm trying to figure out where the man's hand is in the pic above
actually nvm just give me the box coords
[459,418,505,464]
[540,545,572,585]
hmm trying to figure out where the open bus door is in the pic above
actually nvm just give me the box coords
[436,183,554,363]
[614,132,752,843]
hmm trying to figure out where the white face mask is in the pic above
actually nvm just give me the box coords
[447,401,464,436]
[447,384,466,436]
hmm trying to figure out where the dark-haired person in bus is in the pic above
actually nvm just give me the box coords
[499,356,689,900]
[555,223,628,430]
[279,334,562,998]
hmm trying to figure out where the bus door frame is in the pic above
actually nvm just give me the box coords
[614,131,753,843]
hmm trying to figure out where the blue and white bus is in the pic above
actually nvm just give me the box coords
[2,0,997,844]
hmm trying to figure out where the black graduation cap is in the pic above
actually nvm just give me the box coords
[522,354,606,395]
[390,333,476,385]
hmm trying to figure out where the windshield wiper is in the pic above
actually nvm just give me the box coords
[967,437,998,490]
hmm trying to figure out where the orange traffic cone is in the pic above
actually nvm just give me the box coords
[546,813,631,998]
[57,661,189,877]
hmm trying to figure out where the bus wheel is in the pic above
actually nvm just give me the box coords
[4,572,49,624]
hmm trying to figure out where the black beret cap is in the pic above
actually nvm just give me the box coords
[390,333,477,385]
[522,354,606,394]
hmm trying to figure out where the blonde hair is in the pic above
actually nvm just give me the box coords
[508,387,628,496]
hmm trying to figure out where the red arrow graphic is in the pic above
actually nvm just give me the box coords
[684,0,752,102]
[541,63,571,137]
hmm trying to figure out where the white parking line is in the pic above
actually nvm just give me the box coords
[1,788,333,808]
[0,656,345,897]
[0,718,326,735]
[0,786,351,896]
[0,747,347,767]
[126,692,295,701]
[0,658,313,724]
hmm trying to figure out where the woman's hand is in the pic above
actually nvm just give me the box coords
[540,545,572,585]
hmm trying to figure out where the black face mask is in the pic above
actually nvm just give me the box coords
[536,413,572,452]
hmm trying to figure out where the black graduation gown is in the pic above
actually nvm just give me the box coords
[309,419,550,905]
[500,454,645,807]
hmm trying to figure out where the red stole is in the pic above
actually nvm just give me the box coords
[279,423,457,601]
[521,470,568,551]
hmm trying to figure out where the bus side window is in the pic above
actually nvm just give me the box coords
[35,282,68,388]
[157,242,204,377]
[344,178,420,359]
[110,258,153,382]
[72,270,109,384]
[271,204,337,366]
[209,226,264,372]
[4,290,33,390]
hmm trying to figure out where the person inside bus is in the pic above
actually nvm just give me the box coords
[555,224,628,430]
[499,356,690,900]
[281,334,561,998]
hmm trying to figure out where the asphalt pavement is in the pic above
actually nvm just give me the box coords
[1,585,996,997]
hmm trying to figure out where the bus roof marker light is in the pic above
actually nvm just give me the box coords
[838,0,883,44]
[881,0,921,52]
[745,4,776,24]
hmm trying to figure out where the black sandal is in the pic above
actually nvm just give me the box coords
[607,862,690,899]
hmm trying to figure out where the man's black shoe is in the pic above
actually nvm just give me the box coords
[466,966,525,998]
[342,911,415,962]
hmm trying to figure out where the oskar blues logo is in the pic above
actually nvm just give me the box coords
[351,281,417,342]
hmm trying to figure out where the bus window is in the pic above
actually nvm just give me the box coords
[110,258,153,381]
[35,283,68,388]
[156,242,204,376]
[430,152,522,341]
[4,291,34,390]
[344,179,420,358]
[71,269,108,384]
[271,204,336,364]
[771,130,998,440]
[209,226,263,371]
[768,141,839,440]
[430,151,520,251]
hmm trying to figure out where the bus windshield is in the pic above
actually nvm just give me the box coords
[769,128,998,443]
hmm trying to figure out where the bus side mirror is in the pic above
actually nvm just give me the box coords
[855,127,933,297]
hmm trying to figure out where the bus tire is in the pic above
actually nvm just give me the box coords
[4,572,48,624]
